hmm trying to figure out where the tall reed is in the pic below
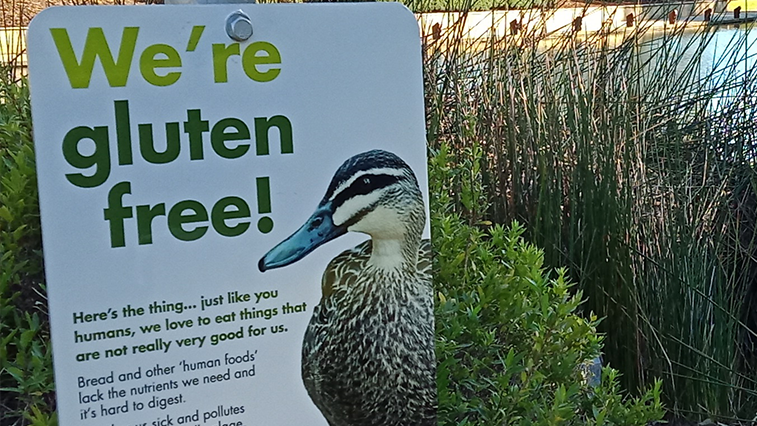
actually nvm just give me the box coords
[422,2,757,419]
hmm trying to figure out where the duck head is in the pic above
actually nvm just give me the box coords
[258,149,425,272]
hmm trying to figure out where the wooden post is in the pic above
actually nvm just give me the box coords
[510,19,520,35]
[573,16,582,32]
[668,9,677,24]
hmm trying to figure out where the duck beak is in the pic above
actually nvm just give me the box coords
[258,204,346,272]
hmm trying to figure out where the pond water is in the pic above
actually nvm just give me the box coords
[640,24,757,81]
[643,24,757,112]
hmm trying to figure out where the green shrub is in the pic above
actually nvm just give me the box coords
[430,145,664,425]
[0,67,56,426]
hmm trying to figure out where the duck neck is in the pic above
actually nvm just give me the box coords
[366,209,424,273]
[368,236,418,272]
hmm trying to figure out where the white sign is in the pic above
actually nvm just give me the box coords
[28,4,432,426]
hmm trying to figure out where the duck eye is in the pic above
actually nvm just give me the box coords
[309,216,323,230]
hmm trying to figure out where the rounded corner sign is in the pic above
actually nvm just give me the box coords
[27,3,435,426]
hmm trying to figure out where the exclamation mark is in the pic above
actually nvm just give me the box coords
[256,177,274,233]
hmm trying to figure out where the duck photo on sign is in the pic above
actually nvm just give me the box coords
[259,149,436,426]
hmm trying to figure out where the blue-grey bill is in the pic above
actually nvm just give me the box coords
[258,206,345,272]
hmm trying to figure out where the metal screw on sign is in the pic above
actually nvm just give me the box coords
[226,10,253,41]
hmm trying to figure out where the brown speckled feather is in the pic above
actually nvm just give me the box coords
[302,239,435,426]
